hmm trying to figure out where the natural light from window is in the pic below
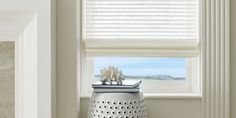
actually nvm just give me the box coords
[94,57,186,81]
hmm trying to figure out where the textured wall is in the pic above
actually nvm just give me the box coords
[0,42,14,118]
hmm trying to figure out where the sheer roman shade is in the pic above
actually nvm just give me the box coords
[83,0,198,57]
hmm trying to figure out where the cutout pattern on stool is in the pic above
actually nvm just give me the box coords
[88,99,146,118]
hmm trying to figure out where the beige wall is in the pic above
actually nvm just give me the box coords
[230,0,236,117]
[0,42,14,118]
[57,0,236,117]
[57,0,78,118]
[52,0,57,117]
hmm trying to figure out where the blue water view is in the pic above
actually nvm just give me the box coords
[94,57,186,80]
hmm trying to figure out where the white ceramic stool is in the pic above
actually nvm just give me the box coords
[88,92,146,118]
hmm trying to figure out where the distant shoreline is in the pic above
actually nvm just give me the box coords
[95,75,185,80]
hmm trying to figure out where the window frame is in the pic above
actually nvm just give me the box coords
[80,0,201,98]
[80,56,201,97]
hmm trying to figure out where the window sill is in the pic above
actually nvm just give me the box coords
[143,93,202,99]
[80,93,202,99]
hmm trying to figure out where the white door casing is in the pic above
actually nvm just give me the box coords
[0,0,54,117]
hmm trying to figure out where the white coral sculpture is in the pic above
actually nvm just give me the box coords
[115,70,125,85]
[100,65,125,85]
[100,68,110,84]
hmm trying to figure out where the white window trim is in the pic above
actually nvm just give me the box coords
[80,57,200,98]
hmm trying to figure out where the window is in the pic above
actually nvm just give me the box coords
[94,57,198,94]
[81,0,200,96]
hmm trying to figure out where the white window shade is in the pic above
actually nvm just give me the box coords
[84,39,198,57]
[83,0,198,57]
